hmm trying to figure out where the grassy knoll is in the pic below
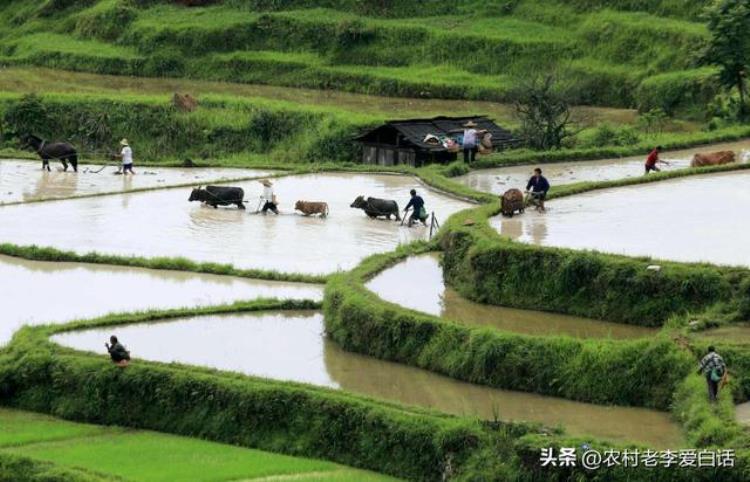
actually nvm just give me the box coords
[0,301,741,480]
[0,408,397,482]
[0,0,718,113]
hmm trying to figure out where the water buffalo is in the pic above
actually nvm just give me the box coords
[188,185,245,209]
[23,134,78,172]
[350,195,400,220]
[691,151,735,168]
[295,200,329,217]
[500,188,524,217]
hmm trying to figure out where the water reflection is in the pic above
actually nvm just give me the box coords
[366,254,655,339]
[52,311,683,447]
[0,254,322,345]
[0,173,472,274]
[458,139,750,195]
[490,171,750,268]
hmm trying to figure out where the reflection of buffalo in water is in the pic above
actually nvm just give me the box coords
[295,200,329,217]
[691,151,735,167]
[188,185,245,209]
[350,195,400,220]
[500,188,524,217]
[22,134,78,172]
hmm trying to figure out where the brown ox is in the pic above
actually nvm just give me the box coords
[295,200,329,217]
[691,151,735,168]
[500,188,524,217]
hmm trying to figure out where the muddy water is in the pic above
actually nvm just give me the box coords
[458,139,750,195]
[0,173,472,274]
[696,324,750,345]
[0,159,271,204]
[0,254,321,346]
[490,171,750,268]
[735,402,750,425]
[366,253,655,339]
[53,311,683,447]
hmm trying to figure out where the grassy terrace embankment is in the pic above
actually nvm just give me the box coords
[0,408,396,482]
[0,0,718,113]
[0,298,743,481]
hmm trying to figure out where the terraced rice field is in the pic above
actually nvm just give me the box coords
[0,408,396,482]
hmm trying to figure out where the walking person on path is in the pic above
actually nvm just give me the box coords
[462,120,480,163]
[698,346,727,402]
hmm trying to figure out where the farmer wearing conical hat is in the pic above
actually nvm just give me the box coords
[114,138,135,175]
[259,179,279,214]
[462,120,479,163]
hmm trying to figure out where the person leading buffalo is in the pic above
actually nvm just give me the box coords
[404,189,428,227]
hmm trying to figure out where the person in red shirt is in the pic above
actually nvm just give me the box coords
[645,146,669,174]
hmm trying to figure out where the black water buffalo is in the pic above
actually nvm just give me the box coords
[350,195,400,220]
[23,134,78,172]
[188,185,245,209]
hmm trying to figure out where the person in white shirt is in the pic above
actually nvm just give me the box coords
[259,179,279,214]
[462,120,479,163]
[115,138,135,175]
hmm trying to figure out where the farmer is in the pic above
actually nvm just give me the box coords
[525,167,550,212]
[105,335,130,367]
[404,189,428,227]
[644,145,668,174]
[698,346,727,402]
[115,138,135,175]
[462,120,479,163]
[259,179,279,215]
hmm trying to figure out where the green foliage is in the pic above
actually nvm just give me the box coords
[323,245,695,409]
[0,242,328,284]
[441,228,732,326]
[703,0,750,117]
[583,123,640,148]
[0,0,720,110]
[637,68,719,116]
[513,75,573,150]
[0,92,364,163]
[0,453,111,482]
[1,93,50,139]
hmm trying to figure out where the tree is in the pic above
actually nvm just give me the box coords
[513,75,573,150]
[703,0,750,118]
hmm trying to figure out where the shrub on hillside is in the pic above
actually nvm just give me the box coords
[1,94,52,141]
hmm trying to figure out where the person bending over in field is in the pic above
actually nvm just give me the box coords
[404,189,428,227]
[644,145,669,174]
[106,335,130,367]
[698,346,726,402]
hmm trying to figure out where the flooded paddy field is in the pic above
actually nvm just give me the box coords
[0,159,271,204]
[0,173,472,274]
[490,171,750,268]
[458,139,750,195]
[0,254,321,346]
[53,310,684,447]
[366,253,656,339]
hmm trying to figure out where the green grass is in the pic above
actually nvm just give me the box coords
[0,409,397,482]
[0,0,719,111]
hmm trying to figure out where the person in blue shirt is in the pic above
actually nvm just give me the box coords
[404,189,428,227]
[525,168,550,212]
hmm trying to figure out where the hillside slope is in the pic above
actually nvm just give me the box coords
[0,0,717,112]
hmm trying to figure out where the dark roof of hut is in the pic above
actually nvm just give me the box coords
[355,115,520,151]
